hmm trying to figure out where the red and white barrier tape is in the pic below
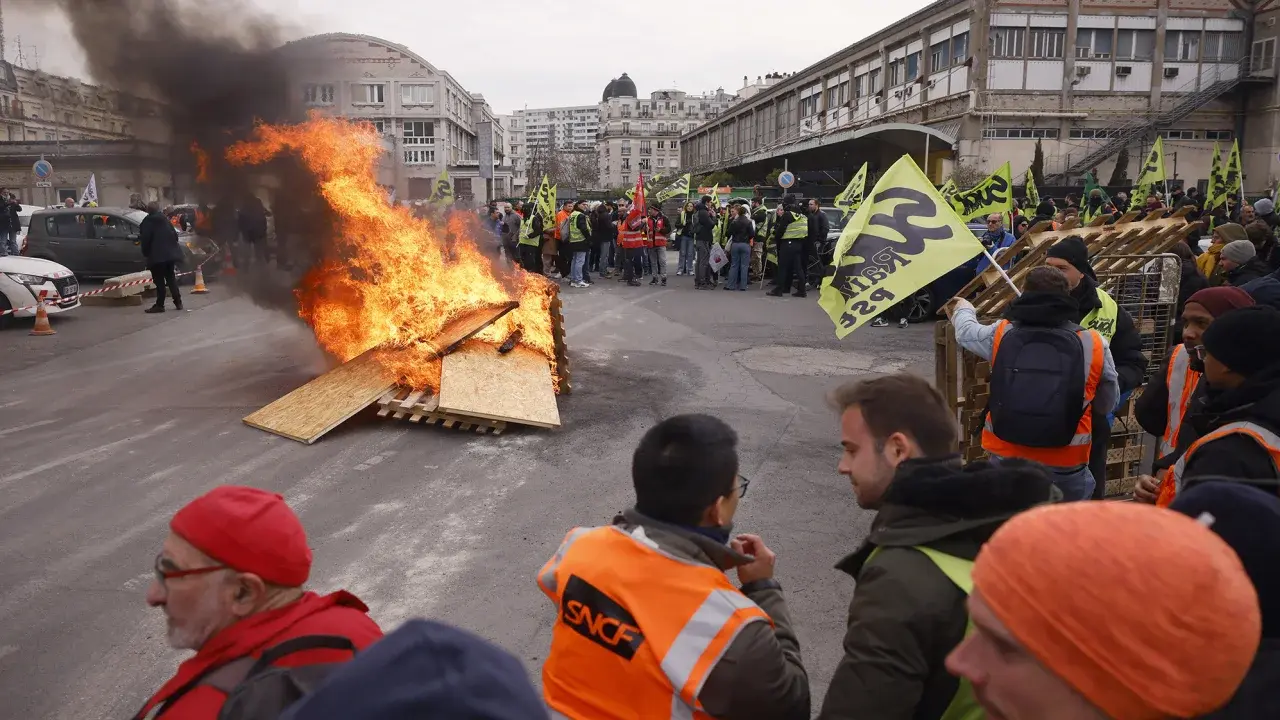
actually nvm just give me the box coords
[1,257,215,317]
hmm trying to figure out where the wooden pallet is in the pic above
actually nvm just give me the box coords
[377,387,507,434]
[550,287,572,395]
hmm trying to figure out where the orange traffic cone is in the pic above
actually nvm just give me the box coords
[30,292,55,336]
[191,266,210,294]
[221,245,237,277]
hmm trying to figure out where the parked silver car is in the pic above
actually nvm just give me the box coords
[24,207,222,279]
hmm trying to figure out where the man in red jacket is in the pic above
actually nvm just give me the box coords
[132,486,383,719]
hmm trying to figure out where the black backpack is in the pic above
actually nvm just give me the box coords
[987,325,1089,448]
[139,635,357,720]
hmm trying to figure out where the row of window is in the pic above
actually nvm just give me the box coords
[616,121,697,134]
[983,127,1235,140]
[991,28,1242,62]
[611,157,678,173]
[303,82,437,107]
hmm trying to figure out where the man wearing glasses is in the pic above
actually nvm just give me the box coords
[1132,286,1254,504]
[536,414,810,720]
[132,486,382,720]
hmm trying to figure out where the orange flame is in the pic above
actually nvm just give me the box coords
[224,114,556,391]
[190,142,210,184]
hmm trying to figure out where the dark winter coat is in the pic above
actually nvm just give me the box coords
[1227,258,1272,287]
[693,203,715,243]
[2,199,20,233]
[807,209,830,245]
[1183,363,1280,487]
[138,210,183,265]
[1071,276,1147,393]
[1178,259,1211,319]
[238,199,268,242]
[817,457,1058,720]
[1243,273,1280,311]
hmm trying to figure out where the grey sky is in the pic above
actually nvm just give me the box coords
[8,0,934,115]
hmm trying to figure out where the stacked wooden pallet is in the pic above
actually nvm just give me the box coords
[376,387,509,435]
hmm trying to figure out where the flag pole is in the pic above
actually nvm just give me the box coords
[982,247,1021,297]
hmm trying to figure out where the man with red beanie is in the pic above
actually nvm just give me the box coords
[946,502,1260,720]
[132,486,382,719]
[1133,286,1255,504]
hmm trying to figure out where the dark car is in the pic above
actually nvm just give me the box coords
[24,207,222,279]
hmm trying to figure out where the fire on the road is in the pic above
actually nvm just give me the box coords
[224,114,558,391]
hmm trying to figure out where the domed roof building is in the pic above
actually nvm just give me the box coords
[602,73,637,101]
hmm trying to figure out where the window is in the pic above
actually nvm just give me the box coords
[622,174,631,185]
[403,121,434,148]
[657,158,666,167]
[620,141,631,155]
[454,178,472,198]
[46,214,85,238]
[657,122,665,132]
[906,51,921,80]
[1165,30,1200,62]
[855,73,867,99]
[658,140,665,149]
[888,59,905,86]
[1116,30,1156,61]
[1203,31,1243,62]
[981,127,1059,139]
[303,84,335,105]
[365,119,388,134]
[359,83,385,104]
[952,32,969,64]
[1253,37,1276,72]
[639,159,651,171]
[800,93,819,118]
[1159,129,1197,140]
[1205,129,1234,141]
[671,141,678,150]
[94,215,135,240]
[621,158,631,170]
[1029,29,1065,59]
[640,140,651,154]
[621,105,632,117]
[400,84,434,106]
[640,122,651,133]
[990,27,1025,58]
[931,40,948,73]
[1069,128,1120,139]
[870,68,882,93]
[1075,29,1113,59]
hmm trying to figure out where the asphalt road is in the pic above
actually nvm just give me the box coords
[0,268,937,719]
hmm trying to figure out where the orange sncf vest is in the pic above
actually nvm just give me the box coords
[1154,345,1201,507]
[1161,421,1280,506]
[980,320,1105,467]
[619,216,647,249]
[537,525,771,720]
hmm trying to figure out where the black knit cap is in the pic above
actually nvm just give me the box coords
[1202,306,1280,377]
[1045,236,1096,280]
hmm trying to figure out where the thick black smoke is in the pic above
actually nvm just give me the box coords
[19,0,333,312]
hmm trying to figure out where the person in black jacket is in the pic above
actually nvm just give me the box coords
[591,203,614,277]
[1044,237,1148,497]
[693,196,716,289]
[1179,306,1280,487]
[0,190,19,256]
[801,199,829,296]
[139,201,184,313]
[1222,239,1271,287]
[237,194,269,270]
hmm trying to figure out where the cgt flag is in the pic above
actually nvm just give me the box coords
[819,155,985,338]
[1129,138,1166,211]
[835,162,868,221]
[948,162,1013,221]
[657,173,692,202]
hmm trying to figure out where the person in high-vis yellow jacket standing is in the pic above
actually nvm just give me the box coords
[537,414,810,720]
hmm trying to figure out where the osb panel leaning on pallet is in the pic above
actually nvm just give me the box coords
[936,208,1196,497]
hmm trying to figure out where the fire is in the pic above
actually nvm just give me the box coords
[224,114,558,391]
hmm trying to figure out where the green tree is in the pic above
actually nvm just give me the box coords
[764,167,786,186]
[1030,139,1047,191]
[698,171,739,188]
[1107,146,1130,187]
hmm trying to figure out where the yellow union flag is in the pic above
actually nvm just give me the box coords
[948,162,1013,221]
[819,155,986,338]
[430,168,455,206]
[835,162,868,220]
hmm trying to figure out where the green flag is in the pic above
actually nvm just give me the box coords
[938,178,957,199]
[1024,168,1040,208]
[1223,139,1243,204]
[1207,142,1225,211]
[1129,138,1166,211]
[1081,172,1112,222]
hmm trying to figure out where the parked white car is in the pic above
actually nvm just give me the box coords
[0,255,80,328]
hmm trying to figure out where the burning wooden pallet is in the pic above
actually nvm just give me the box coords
[245,288,567,443]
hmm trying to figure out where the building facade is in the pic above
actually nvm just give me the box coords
[520,105,600,151]
[683,0,1277,197]
[597,73,735,189]
[495,113,528,198]
[277,33,514,204]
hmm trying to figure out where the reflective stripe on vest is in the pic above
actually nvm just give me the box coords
[1159,344,1201,458]
[781,212,807,240]
[980,320,1105,467]
[1167,421,1280,501]
[1081,287,1119,341]
[620,216,647,249]
[568,211,589,243]
[538,526,771,720]
[865,546,983,720]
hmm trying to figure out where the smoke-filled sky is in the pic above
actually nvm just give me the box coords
[9,0,935,114]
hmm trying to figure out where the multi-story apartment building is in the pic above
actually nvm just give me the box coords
[683,0,1279,196]
[278,33,513,204]
[495,113,528,198]
[0,61,159,143]
[520,105,600,151]
[597,73,735,189]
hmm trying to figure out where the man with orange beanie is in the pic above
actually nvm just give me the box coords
[132,486,383,719]
[946,502,1260,720]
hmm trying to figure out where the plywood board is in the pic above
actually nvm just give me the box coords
[436,343,561,428]
[243,349,395,444]
[415,302,519,357]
